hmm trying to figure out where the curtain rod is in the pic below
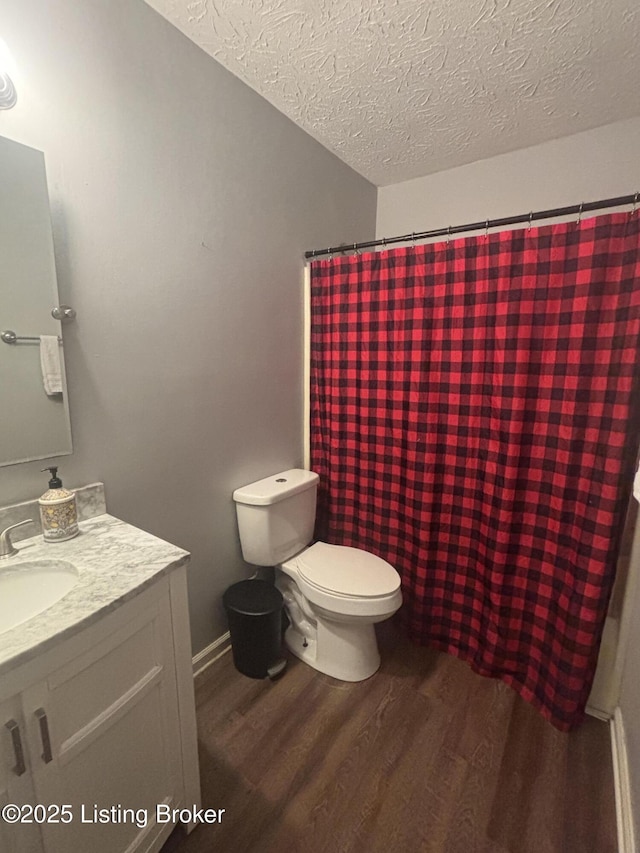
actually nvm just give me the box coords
[305,192,639,260]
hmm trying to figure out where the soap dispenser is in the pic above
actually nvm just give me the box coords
[39,467,79,542]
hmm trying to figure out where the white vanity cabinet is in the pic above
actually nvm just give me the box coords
[0,565,200,853]
[0,697,41,853]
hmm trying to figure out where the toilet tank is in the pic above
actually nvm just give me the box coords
[233,469,319,566]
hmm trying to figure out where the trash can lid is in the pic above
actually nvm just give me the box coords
[223,579,283,616]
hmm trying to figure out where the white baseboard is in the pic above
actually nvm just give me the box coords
[611,707,636,853]
[192,631,231,678]
[586,703,611,721]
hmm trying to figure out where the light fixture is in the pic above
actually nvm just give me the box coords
[0,72,16,109]
[0,39,17,109]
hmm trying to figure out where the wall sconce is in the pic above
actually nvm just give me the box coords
[0,39,17,109]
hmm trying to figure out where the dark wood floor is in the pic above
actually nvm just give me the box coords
[163,621,617,853]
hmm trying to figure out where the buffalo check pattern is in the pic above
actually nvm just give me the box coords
[310,212,640,730]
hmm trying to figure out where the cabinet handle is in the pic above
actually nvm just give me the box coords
[5,719,26,776]
[34,708,53,764]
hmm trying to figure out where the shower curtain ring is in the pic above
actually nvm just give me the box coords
[485,219,489,239]
[447,226,451,244]
[353,242,360,256]
[577,202,583,225]
[528,211,533,230]
[632,192,639,216]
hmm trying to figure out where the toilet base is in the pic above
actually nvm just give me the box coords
[284,618,381,682]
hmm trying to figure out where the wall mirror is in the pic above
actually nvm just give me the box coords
[0,135,72,466]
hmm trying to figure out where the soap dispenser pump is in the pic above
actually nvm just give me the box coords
[39,466,79,542]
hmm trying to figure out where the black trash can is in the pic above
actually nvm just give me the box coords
[223,580,286,679]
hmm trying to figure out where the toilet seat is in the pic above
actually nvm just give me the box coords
[297,542,400,598]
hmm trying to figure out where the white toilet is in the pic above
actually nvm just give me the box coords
[233,469,402,682]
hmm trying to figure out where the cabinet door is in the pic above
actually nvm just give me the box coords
[22,587,182,853]
[0,697,43,853]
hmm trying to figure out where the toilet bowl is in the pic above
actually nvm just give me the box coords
[233,469,402,682]
[277,541,402,681]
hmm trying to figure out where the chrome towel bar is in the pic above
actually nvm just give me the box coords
[1,330,62,344]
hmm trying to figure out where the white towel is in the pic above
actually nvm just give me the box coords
[40,335,62,395]
[634,461,640,504]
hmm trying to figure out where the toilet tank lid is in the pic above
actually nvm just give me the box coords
[233,469,319,506]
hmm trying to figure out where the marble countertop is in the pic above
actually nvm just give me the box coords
[0,513,190,675]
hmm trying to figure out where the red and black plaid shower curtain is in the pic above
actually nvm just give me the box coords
[310,212,640,730]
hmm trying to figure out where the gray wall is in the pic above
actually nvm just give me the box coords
[377,117,640,237]
[619,535,640,845]
[0,0,377,653]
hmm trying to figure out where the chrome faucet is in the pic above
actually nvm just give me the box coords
[0,520,34,560]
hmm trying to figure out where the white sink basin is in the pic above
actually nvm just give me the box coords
[0,559,79,635]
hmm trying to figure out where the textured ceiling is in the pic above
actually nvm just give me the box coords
[144,0,640,186]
